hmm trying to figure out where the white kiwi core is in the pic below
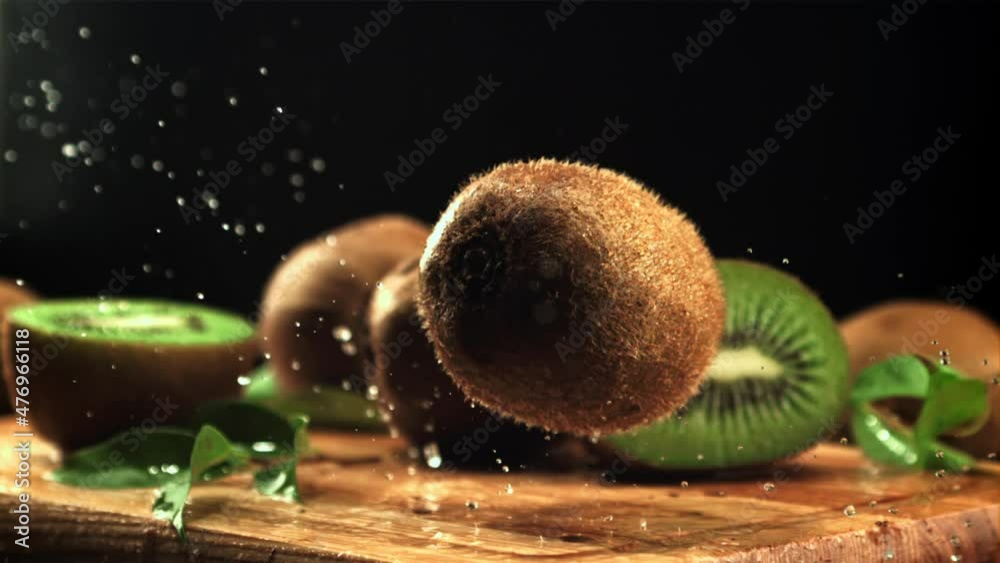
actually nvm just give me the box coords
[706,347,784,382]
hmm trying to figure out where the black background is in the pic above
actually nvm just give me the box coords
[1,1,997,323]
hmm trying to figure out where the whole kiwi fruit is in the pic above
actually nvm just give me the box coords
[840,300,999,458]
[1,299,257,450]
[603,260,850,470]
[260,215,429,391]
[418,159,725,435]
[369,257,565,466]
[0,278,37,411]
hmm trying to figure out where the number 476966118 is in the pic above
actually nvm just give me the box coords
[12,328,30,420]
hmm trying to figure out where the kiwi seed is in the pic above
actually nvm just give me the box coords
[603,259,850,470]
[370,257,564,466]
[260,214,429,391]
[1,299,257,450]
[418,159,725,435]
[840,300,999,458]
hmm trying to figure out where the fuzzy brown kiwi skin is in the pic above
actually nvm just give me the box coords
[369,257,571,467]
[840,300,1000,458]
[418,159,726,436]
[0,314,256,451]
[261,215,429,391]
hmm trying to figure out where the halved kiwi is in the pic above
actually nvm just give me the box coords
[1,299,257,450]
[603,259,849,470]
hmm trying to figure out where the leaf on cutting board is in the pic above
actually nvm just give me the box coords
[190,400,299,459]
[253,414,309,503]
[850,356,989,472]
[851,355,930,405]
[153,425,249,540]
[49,427,196,489]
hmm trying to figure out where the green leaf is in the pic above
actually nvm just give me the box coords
[850,404,975,471]
[912,367,989,465]
[49,428,196,489]
[242,364,385,432]
[153,425,249,540]
[850,356,988,472]
[190,401,298,459]
[152,475,192,542]
[253,415,309,503]
[851,355,930,405]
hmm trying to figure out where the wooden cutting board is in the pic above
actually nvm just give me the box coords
[0,417,997,562]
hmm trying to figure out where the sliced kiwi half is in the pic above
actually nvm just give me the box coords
[240,363,386,432]
[603,259,849,470]
[1,299,257,450]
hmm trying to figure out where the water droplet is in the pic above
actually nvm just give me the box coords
[504,484,514,495]
[950,556,962,562]
[639,519,648,531]
[129,53,142,65]
[85,411,95,419]
[78,26,91,39]
[465,500,478,510]
[237,375,252,386]
[843,505,856,517]
[888,506,899,515]
[255,222,266,233]
[142,264,153,273]
[130,154,145,169]
[422,443,442,469]
[152,160,165,172]
[170,81,187,98]
[252,441,277,454]
[227,96,239,107]
[839,437,849,445]
[61,143,78,158]
[290,173,305,188]
[259,66,269,76]
[3,149,18,163]
[781,257,790,264]
[885,550,895,560]
[680,481,689,488]
[196,292,205,300]
[157,119,166,128]
[310,157,326,173]
[935,450,945,459]
[290,360,301,371]
[341,342,358,356]
[949,535,961,547]
[763,482,775,492]
[934,469,946,478]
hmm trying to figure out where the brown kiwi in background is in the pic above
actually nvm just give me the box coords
[260,215,429,391]
[840,300,1000,458]
[0,278,37,412]
[418,159,725,436]
[369,257,578,468]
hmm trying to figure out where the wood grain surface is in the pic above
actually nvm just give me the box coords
[0,417,997,562]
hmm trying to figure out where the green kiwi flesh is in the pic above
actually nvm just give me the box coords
[603,259,849,470]
[1,299,257,450]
